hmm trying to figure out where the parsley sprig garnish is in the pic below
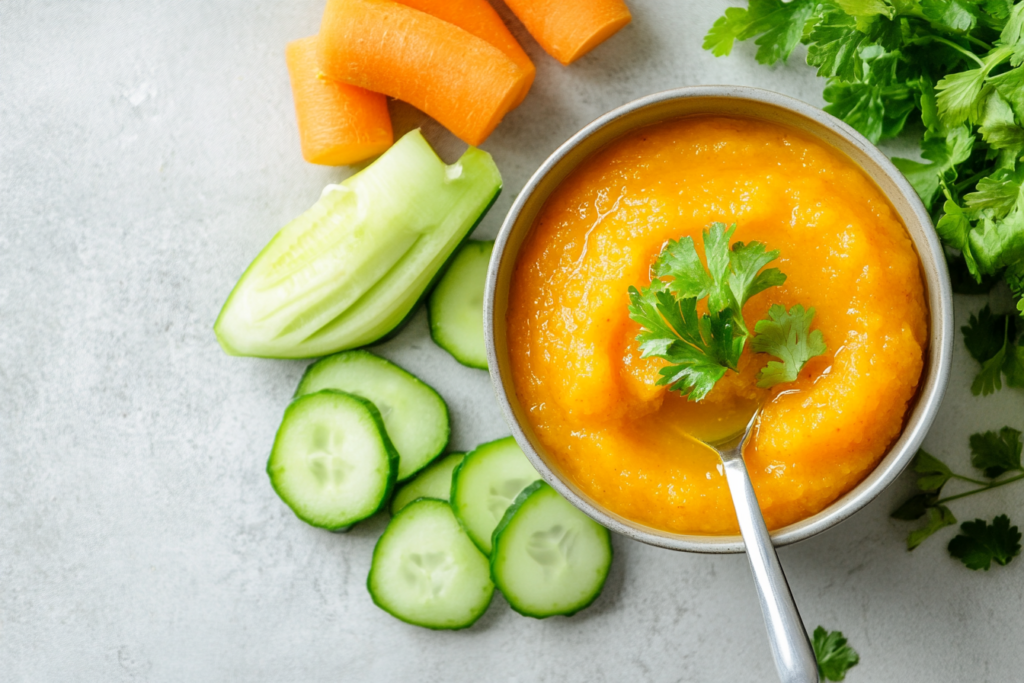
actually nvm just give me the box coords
[892,425,1024,569]
[705,0,1024,327]
[812,627,860,682]
[627,223,826,400]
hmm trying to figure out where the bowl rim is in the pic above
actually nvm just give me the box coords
[483,85,953,554]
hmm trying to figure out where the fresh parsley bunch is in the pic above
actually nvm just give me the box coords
[627,223,826,400]
[706,0,1024,321]
[892,425,1024,569]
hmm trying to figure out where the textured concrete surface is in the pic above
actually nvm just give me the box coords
[3,1,1024,681]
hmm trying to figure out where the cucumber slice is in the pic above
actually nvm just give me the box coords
[491,481,613,618]
[368,498,494,630]
[451,436,540,554]
[428,240,493,369]
[295,350,449,481]
[215,129,502,359]
[391,453,465,515]
[267,390,398,530]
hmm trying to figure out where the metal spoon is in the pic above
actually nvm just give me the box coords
[706,410,819,683]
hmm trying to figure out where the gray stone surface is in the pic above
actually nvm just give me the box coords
[3,1,1024,681]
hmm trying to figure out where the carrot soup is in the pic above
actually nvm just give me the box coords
[506,116,928,534]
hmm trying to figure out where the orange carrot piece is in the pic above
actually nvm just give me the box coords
[394,0,535,106]
[318,0,529,146]
[502,0,631,65]
[286,36,393,166]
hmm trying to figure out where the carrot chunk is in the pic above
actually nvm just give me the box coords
[502,0,632,65]
[318,0,529,146]
[286,36,393,166]
[394,0,535,106]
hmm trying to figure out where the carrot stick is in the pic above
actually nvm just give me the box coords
[318,0,530,146]
[501,0,631,65]
[286,36,393,166]
[394,0,535,106]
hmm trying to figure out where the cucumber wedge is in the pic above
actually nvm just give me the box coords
[267,390,398,530]
[368,498,494,630]
[491,481,613,618]
[215,129,502,358]
[451,436,540,554]
[295,350,449,481]
[428,240,493,369]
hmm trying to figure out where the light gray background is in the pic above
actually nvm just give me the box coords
[3,1,1023,681]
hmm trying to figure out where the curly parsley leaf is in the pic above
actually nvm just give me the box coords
[970,426,1023,477]
[812,627,860,682]
[751,304,827,387]
[948,515,1022,569]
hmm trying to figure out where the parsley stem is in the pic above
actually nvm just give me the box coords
[963,34,993,53]
[951,473,991,487]
[955,169,989,193]
[936,471,1024,505]
[921,35,986,67]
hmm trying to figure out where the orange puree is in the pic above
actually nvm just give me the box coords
[506,116,928,534]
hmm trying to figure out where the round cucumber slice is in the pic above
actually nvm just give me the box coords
[391,452,465,515]
[368,498,494,630]
[428,240,493,369]
[296,350,449,481]
[267,390,398,530]
[491,481,613,618]
[451,436,540,554]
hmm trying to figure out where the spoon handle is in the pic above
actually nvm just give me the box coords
[720,454,819,683]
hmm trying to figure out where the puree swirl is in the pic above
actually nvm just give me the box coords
[506,116,928,534]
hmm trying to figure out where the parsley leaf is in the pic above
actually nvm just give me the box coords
[702,0,816,65]
[702,7,752,58]
[747,0,817,65]
[628,283,740,401]
[970,426,1022,477]
[812,627,860,682]
[824,50,917,143]
[948,515,1022,569]
[807,10,871,80]
[892,126,975,207]
[908,505,958,549]
[922,0,980,33]
[962,305,1024,395]
[936,46,1014,128]
[914,448,954,491]
[628,224,822,401]
[751,304,827,387]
